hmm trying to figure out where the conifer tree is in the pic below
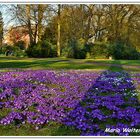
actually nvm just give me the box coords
[0,11,3,47]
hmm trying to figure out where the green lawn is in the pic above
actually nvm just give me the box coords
[0,122,80,136]
[0,56,140,72]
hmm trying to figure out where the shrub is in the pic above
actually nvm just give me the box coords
[0,44,13,55]
[14,49,27,57]
[48,45,57,57]
[110,41,140,60]
[62,38,87,59]
[62,46,74,58]
[26,40,57,58]
[86,42,110,59]
[86,41,140,60]
[0,44,27,57]
[14,41,25,50]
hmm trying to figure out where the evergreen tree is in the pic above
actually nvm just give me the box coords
[0,11,3,47]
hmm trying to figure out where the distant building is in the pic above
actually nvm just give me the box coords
[3,25,30,49]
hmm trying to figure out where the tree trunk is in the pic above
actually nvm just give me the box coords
[0,12,3,47]
[26,5,34,46]
[57,4,61,57]
[38,4,44,42]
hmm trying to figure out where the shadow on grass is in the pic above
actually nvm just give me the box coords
[1,56,140,71]
[0,57,122,71]
[0,58,110,70]
[0,56,26,60]
[85,59,140,66]
[0,59,66,69]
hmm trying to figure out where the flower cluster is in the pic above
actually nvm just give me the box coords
[63,71,140,136]
[0,70,100,129]
[0,70,140,136]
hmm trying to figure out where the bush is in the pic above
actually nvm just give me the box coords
[85,41,140,60]
[86,42,110,59]
[14,41,25,50]
[0,44,27,57]
[49,45,57,57]
[26,40,57,58]
[62,47,74,58]
[0,44,13,55]
[62,38,87,59]
[14,49,27,57]
[110,41,140,60]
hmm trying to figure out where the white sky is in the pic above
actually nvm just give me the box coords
[0,4,16,32]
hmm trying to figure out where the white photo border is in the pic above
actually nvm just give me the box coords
[0,0,140,139]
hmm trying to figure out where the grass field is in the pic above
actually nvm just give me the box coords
[0,56,140,71]
[0,56,140,136]
[0,122,80,136]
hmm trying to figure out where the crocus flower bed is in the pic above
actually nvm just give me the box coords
[64,71,140,136]
[0,70,100,130]
[0,70,140,136]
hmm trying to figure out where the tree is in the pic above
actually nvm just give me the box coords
[8,4,48,46]
[0,11,3,47]
[26,4,34,45]
[38,4,45,42]
[57,4,61,57]
[3,4,140,58]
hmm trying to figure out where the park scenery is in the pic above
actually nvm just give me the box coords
[0,4,140,136]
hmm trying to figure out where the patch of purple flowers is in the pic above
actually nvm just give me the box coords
[0,70,140,136]
[63,71,140,136]
[0,70,99,129]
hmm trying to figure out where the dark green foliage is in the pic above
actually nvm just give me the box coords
[87,42,110,59]
[110,41,140,60]
[14,48,27,57]
[26,40,57,58]
[26,39,140,59]
[85,41,140,60]
[0,44,13,55]
[62,39,86,59]
[49,45,57,58]
[14,41,25,50]
[0,44,26,57]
